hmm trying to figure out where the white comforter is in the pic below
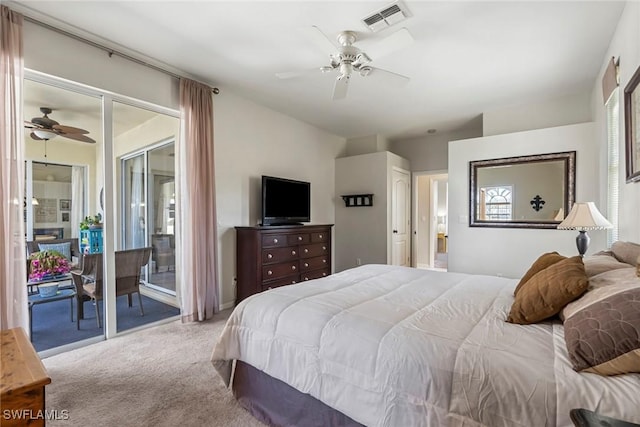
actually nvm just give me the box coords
[211,265,640,427]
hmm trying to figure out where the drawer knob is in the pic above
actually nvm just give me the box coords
[298,236,303,241]
[304,277,309,281]
[267,286,273,290]
[304,249,309,253]
[322,273,327,276]
[304,263,309,267]
[323,259,327,263]
[322,246,326,251]
[319,234,323,239]
[267,253,273,259]
[273,238,278,244]
[292,265,296,270]
[291,280,296,284]
[291,250,296,255]
[267,270,273,276]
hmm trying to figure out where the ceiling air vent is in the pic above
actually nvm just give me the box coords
[362,1,410,33]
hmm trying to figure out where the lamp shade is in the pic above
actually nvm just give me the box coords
[557,202,613,231]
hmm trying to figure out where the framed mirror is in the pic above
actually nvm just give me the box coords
[469,151,576,229]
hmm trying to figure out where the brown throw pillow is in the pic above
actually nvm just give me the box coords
[564,285,640,376]
[507,256,588,325]
[514,251,566,296]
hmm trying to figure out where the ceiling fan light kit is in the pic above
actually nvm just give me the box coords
[32,129,57,140]
[277,25,413,100]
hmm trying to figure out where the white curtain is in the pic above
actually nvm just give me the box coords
[71,166,84,238]
[178,78,218,322]
[0,6,28,331]
[130,156,145,248]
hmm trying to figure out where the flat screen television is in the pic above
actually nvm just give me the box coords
[261,176,310,226]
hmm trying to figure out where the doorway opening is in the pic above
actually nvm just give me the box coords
[412,171,448,271]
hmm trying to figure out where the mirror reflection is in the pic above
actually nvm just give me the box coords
[470,151,575,229]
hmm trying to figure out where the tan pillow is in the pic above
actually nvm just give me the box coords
[582,254,631,278]
[563,271,640,375]
[507,256,588,325]
[610,241,640,266]
[514,252,566,296]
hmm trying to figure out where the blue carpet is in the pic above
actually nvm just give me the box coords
[30,293,180,352]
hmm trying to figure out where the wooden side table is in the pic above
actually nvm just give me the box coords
[0,327,51,426]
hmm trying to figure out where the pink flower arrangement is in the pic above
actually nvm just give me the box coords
[28,250,71,281]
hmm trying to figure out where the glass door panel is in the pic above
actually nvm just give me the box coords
[24,78,102,351]
[115,101,179,332]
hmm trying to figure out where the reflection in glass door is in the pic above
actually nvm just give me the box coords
[148,143,176,294]
[122,154,146,250]
[121,144,176,295]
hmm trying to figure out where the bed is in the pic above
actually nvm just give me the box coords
[211,263,640,426]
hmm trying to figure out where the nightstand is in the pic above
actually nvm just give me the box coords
[570,408,640,427]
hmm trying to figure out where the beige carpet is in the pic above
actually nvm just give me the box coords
[42,310,264,426]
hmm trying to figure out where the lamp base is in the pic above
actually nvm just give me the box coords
[576,230,590,257]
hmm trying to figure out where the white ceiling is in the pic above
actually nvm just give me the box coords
[12,1,624,140]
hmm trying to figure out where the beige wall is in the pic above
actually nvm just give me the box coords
[591,1,640,245]
[389,127,482,172]
[482,92,592,137]
[215,91,346,307]
[335,151,410,272]
[448,122,601,278]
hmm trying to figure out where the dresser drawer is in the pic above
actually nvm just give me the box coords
[310,232,328,243]
[263,261,299,280]
[300,255,329,272]
[262,247,299,264]
[300,242,329,258]
[262,234,289,248]
[301,268,330,281]
[287,233,310,245]
[262,274,299,291]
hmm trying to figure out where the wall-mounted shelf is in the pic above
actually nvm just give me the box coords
[341,194,374,207]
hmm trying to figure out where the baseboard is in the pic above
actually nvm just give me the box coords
[219,301,235,311]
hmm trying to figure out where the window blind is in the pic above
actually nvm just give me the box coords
[606,89,619,246]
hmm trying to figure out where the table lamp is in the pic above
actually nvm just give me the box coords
[557,202,612,257]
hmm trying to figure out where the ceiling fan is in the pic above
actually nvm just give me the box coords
[24,107,95,144]
[276,26,413,100]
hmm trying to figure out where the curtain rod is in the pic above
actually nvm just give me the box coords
[23,15,220,94]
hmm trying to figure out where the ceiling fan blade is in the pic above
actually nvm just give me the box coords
[24,121,41,129]
[276,68,321,79]
[332,77,349,100]
[365,28,414,61]
[53,124,89,134]
[60,133,96,144]
[366,67,410,87]
[301,26,337,57]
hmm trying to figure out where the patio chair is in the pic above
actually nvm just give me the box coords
[71,247,152,328]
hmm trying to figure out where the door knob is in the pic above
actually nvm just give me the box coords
[393,230,398,234]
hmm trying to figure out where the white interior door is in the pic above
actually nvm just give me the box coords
[392,168,410,266]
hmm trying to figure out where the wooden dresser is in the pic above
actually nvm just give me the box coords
[1,327,51,426]
[235,224,333,304]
